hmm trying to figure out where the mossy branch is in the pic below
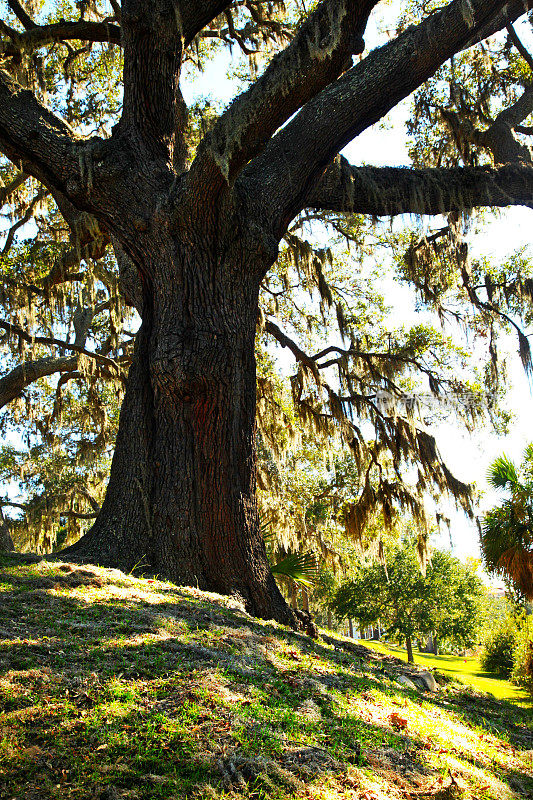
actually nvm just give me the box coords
[306,159,533,216]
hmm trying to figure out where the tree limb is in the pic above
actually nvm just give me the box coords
[245,0,518,232]
[460,0,533,49]
[0,319,120,369]
[305,158,533,215]
[1,187,47,255]
[483,86,533,163]
[0,19,122,56]
[190,0,377,188]
[0,354,77,409]
[119,0,184,163]
[6,0,36,30]
[0,170,28,207]
[0,68,79,193]
[179,2,233,47]
[506,21,533,74]
[265,317,320,377]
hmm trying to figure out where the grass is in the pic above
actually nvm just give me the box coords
[0,553,531,800]
[357,640,530,705]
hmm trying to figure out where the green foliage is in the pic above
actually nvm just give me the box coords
[270,552,319,588]
[481,620,517,677]
[333,538,484,657]
[512,617,533,693]
[261,514,319,588]
[481,446,533,599]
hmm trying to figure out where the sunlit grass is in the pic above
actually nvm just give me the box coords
[0,553,532,799]
[357,639,530,704]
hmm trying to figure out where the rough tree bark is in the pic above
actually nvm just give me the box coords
[62,212,293,623]
[1,0,533,623]
[0,508,14,553]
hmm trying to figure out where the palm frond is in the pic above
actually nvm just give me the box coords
[271,552,319,587]
[259,513,274,544]
[487,455,518,491]
[497,546,533,600]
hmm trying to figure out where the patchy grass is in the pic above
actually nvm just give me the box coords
[358,640,530,705]
[0,554,531,800]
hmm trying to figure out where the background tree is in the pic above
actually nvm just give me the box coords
[481,446,533,599]
[333,538,484,661]
[2,0,533,622]
[418,551,485,654]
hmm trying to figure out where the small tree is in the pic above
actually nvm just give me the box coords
[420,552,485,654]
[333,540,483,662]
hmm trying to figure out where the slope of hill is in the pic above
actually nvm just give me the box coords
[0,553,532,800]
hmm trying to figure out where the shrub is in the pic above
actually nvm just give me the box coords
[512,618,533,693]
[480,623,516,676]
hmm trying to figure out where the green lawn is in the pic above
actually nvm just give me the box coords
[358,638,531,705]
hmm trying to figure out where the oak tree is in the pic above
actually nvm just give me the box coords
[332,540,484,662]
[2,0,533,623]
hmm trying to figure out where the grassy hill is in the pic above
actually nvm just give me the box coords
[0,553,532,800]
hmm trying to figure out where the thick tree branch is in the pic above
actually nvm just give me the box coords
[7,0,36,30]
[506,22,533,73]
[265,318,320,377]
[0,319,120,369]
[245,0,518,232]
[0,68,79,193]
[119,0,184,163]
[190,0,377,188]
[0,354,77,409]
[306,158,533,215]
[41,230,109,291]
[460,0,533,49]
[0,20,121,56]
[0,289,128,410]
[494,86,533,131]
[1,187,47,255]
[481,86,533,163]
[0,170,28,207]
[179,1,233,47]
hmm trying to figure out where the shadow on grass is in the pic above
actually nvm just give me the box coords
[0,556,532,799]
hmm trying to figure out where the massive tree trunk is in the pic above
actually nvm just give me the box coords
[64,231,293,625]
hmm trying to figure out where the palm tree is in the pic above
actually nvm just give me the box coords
[481,446,533,599]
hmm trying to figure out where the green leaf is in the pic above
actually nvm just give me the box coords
[487,455,518,491]
[271,552,319,587]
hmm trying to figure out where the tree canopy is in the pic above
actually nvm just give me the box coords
[332,538,484,660]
